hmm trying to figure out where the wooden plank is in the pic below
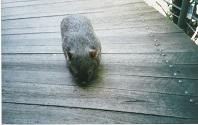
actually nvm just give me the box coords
[2,33,192,46]
[2,53,198,95]
[2,81,198,119]
[3,103,197,124]
[2,53,198,81]
[3,43,197,54]
[2,52,198,65]
[1,0,142,10]
[2,68,198,96]
[2,0,41,4]
[2,33,198,54]
[2,22,182,36]
[2,32,195,46]
[2,29,189,45]
[2,0,76,8]
[1,10,165,30]
[1,4,155,23]
[2,60,198,79]
[1,18,169,35]
[2,0,144,18]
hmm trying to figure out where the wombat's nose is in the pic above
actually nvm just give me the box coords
[78,74,89,82]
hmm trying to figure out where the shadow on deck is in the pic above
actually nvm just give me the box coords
[2,0,198,124]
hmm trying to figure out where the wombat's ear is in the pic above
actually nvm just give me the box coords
[89,49,98,59]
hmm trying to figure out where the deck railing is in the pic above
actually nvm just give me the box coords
[162,0,198,37]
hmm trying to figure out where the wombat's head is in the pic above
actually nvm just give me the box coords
[63,31,101,81]
[67,49,100,82]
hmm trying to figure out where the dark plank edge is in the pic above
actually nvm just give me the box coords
[3,101,196,120]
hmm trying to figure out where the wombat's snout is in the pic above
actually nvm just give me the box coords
[77,70,94,82]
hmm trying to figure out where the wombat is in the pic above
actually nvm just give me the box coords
[61,15,101,82]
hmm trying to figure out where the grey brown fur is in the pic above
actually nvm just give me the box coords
[61,15,101,82]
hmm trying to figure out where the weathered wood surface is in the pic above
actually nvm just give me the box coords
[4,103,198,124]
[2,0,198,124]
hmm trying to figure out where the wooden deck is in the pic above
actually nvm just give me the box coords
[2,0,198,124]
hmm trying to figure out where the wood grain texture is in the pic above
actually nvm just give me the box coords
[2,0,198,123]
[2,0,145,19]
[3,103,198,124]
[2,81,198,119]
[2,0,78,8]
[2,0,144,17]
[1,11,167,31]
[2,54,198,79]
[2,32,198,54]
[2,33,191,46]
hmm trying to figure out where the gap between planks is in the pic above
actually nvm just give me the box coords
[3,101,196,120]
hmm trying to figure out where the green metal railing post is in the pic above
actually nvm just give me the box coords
[177,0,190,29]
[172,0,182,23]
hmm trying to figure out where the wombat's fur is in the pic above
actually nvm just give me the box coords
[61,15,101,82]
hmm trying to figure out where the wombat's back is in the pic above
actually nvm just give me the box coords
[61,15,93,39]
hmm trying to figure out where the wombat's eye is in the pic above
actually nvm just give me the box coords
[88,70,92,75]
